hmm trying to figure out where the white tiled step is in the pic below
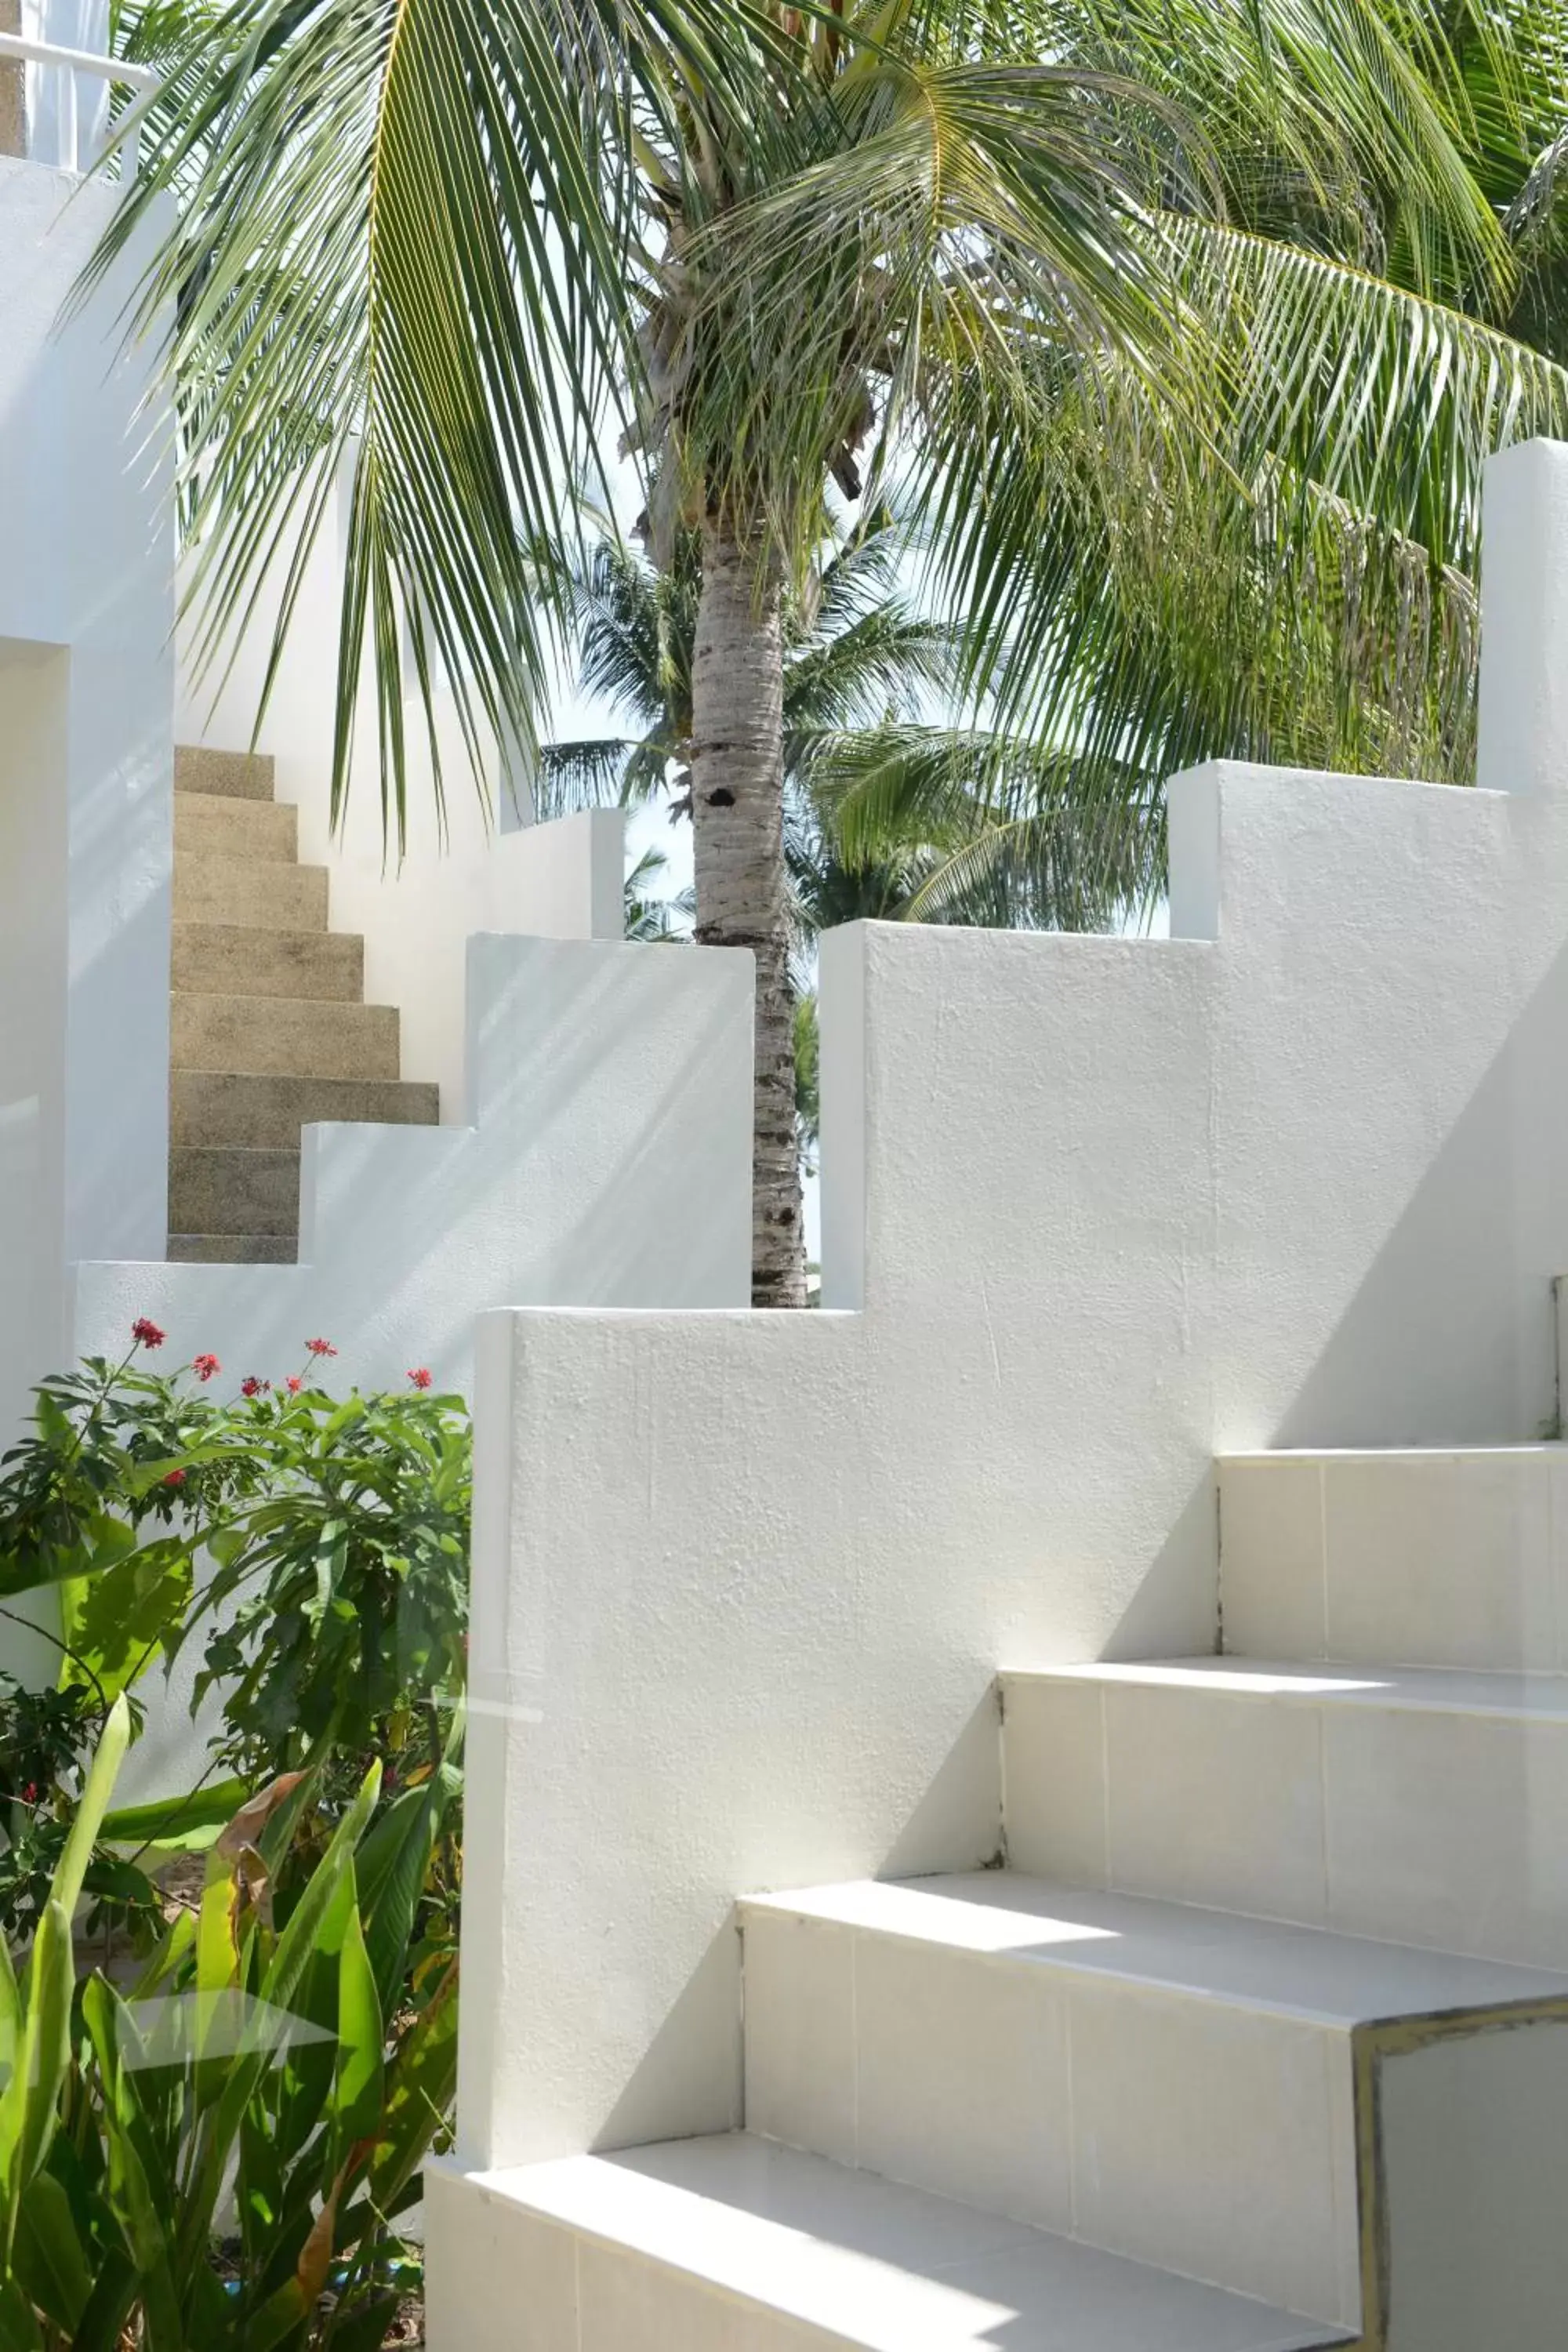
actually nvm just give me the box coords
[1220,1446,1568,1669]
[424,2136,1345,2352]
[1003,1661,1568,1967]
[740,1875,1568,2330]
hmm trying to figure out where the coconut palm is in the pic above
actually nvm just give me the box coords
[539,511,1163,937]
[977,7,1568,800]
[91,0,1560,1301]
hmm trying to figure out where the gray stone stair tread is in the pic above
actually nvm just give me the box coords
[170,992,401,1082]
[171,922,364,1003]
[167,1232,297,1265]
[168,1144,299,1238]
[170,1069,441,1149]
[173,793,298,863]
[173,855,329,931]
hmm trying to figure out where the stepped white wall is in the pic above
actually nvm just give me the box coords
[453,438,1568,2174]
[71,873,754,1397]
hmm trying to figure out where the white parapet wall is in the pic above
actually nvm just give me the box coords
[447,437,1568,2187]
[71,902,755,1394]
[0,151,172,1473]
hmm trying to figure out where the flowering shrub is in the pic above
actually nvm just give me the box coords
[0,1327,470,1956]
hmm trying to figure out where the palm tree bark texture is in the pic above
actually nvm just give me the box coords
[691,514,804,1308]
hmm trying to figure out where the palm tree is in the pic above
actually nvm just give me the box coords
[92,0,1558,1302]
[539,510,1163,937]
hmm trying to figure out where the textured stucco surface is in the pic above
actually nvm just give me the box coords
[453,441,1568,2174]
[0,155,172,1443]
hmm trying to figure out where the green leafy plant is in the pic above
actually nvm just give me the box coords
[0,1334,470,2044]
[0,1712,460,2352]
[181,1374,470,1783]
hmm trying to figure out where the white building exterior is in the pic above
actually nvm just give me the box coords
[10,49,1568,2345]
[429,441,1568,2352]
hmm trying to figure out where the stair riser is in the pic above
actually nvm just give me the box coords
[174,745,275,800]
[1004,1674,1568,1970]
[170,1071,440,1149]
[740,1906,1359,2327]
[168,1146,299,1238]
[171,995,401,1082]
[172,924,364,1004]
[174,855,329,931]
[1221,1450,1568,1671]
[174,795,297,862]
[168,1232,297,1265]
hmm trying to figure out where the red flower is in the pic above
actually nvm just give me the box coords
[163,1468,187,1487]
[240,1375,269,1399]
[285,1374,303,1395]
[19,1781,38,1805]
[305,1338,338,1358]
[406,1367,433,1389]
[131,1317,166,1350]
[191,1353,220,1383]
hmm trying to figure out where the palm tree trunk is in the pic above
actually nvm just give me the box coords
[691,513,805,1308]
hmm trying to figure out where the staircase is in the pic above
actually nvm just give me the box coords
[438,1446,1568,2350]
[169,747,439,1262]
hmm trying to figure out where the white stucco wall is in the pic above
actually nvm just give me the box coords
[71,901,754,1399]
[452,439,1568,2173]
[0,153,172,1455]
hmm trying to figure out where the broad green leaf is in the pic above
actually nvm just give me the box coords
[9,2170,93,2335]
[100,1778,252,1849]
[0,1902,73,2223]
[363,1959,459,2214]
[332,1898,384,2161]
[66,2245,139,2352]
[60,1541,195,1700]
[317,2290,401,2352]
[51,1694,132,1924]
[0,2276,43,2352]
[80,1983,183,2351]
[198,1851,241,1997]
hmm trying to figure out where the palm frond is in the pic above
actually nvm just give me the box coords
[531,737,637,820]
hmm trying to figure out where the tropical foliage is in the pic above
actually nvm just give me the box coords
[91,0,1564,1300]
[0,1711,456,2351]
[0,1330,470,2346]
[544,512,1165,939]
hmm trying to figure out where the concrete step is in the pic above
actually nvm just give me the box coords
[168,1145,298,1240]
[740,1875,1568,2336]
[1002,1660,1568,1969]
[174,745,275,800]
[170,993,401,1082]
[171,922,364,1004]
[168,1232,296,1265]
[174,854,328,931]
[170,1069,440,1149]
[173,793,298,864]
[1220,1446,1568,1671]
[425,2136,1345,2352]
